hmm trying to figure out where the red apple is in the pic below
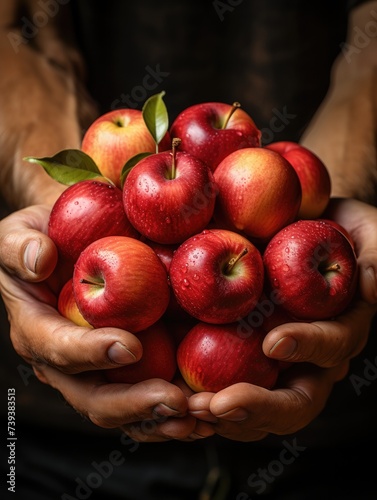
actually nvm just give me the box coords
[263,219,358,320]
[73,236,170,332]
[169,229,264,324]
[145,239,191,320]
[266,141,331,219]
[213,148,302,242]
[123,144,217,245]
[145,240,178,273]
[169,101,261,172]
[105,321,177,384]
[81,108,171,187]
[236,291,295,337]
[318,218,355,249]
[177,322,279,392]
[58,278,92,328]
[48,180,139,264]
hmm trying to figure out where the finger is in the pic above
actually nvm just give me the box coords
[0,205,58,282]
[9,299,143,373]
[356,241,377,305]
[186,420,216,440]
[34,365,189,430]
[208,363,348,439]
[263,299,375,367]
[327,198,377,305]
[121,414,198,443]
[188,392,219,423]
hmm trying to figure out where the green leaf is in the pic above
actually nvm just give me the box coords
[142,91,169,149]
[120,152,152,188]
[23,149,104,186]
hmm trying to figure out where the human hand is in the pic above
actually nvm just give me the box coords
[0,205,206,441]
[186,198,377,441]
[262,198,377,368]
[187,361,348,441]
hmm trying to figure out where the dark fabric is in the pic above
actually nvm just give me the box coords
[71,0,349,143]
[1,420,377,499]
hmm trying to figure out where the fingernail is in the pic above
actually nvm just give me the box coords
[153,403,181,418]
[217,407,249,422]
[269,336,297,359]
[24,240,41,273]
[108,342,137,364]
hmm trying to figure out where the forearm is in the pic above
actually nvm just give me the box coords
[0,0,97,209]
[301,1,377,205]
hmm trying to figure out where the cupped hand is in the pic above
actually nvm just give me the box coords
[0,205,143,372]
[0,205,207,440]
[187,361,349,442]
[263,198,377,368]
[33,366,205,442]
[187,198,377,442]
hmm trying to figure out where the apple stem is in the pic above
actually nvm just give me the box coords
[224,247,248,274]
[222,102,241,129]
[79,278,105,288]
[323,263,341,272]
[170,137,181,179]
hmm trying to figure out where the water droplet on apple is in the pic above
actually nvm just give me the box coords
[285,247,290,253]
[74,201,79,205]
[277,240,282,245]
[182,278,190,289]
[283,264,290,272]
[273,278,280,288]
[271,265,276,271]
[193,273,200,281]
[165,217,171,224]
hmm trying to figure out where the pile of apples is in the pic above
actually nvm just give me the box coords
[26,92,358,393]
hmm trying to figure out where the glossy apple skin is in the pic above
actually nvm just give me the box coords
[263,219,358,320]
[266,141,331,219]
[145,239,191,320]
[169,229,264,324]
[81,109,171,187]
[105,321,177,384]
[214,148,302,242]
[169,102,261,172]
[48,180,139,264]
[177,322,279,392]
[73,236,170,332]
[123,150,217,245]
[318,218,355,249]
[58,278,92,328]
